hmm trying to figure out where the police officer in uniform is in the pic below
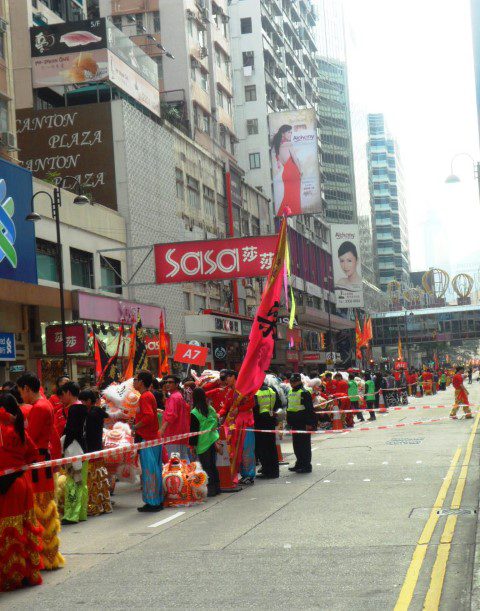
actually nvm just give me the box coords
[287,373,316,473]
[254,382,281,479]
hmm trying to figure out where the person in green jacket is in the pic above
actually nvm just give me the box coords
[190,387,221,497]
[348,373,364,422]
[364,372,376,421]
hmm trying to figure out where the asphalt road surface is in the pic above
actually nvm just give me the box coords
[4,382,480,610]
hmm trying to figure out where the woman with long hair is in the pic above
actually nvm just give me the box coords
[271,124,302,216]
[190,387,221,497]
[0,393,44,591]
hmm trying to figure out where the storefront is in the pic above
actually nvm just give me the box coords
[184,311,253,371]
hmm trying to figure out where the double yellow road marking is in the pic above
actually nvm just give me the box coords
[395,413,480,610]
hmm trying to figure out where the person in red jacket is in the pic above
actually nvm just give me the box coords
[204,370,232,414]
[50,375,70,437]
[159,375,191,460]
[133,370,163,512]
[16,372,64,571]
[333,372,353,428]
[450,366,472,419]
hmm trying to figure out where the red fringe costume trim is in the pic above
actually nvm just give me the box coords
[33,491,65,570]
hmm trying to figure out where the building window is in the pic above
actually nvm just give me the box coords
[215,47,222,68]
[203,112,210,134]
[153,55,163,80]
[203,185,216,219]
[193,104,201,129]
[194,294,206,311]
[230,135,235,156]
[190,58,196,81]
[183,292,191,310]
[152,11,161,32]
[242,51,254,67]
[135,13,144,35]
[36,239,59,282]
[245,85,256,102]
[0,99,8,133]
[100,257,122,295]
[176,168,184,199]
[70,248,94,289]
[240,17,252,34]
[247,118,258,134]
[219,127,227,149]
[200,69,208,91]
[249,152,261,169]
[187,175,200,209]
[216,87,224,108]
[112,15,122,29]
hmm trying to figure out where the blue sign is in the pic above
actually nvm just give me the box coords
[0,332,16,361]
[0,158,37,284]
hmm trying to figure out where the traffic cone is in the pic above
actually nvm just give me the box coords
[379,390,387,413]
[416,384,422,398]
[332,399,343,431]
[276,430,289,465]
[216,427,241,493]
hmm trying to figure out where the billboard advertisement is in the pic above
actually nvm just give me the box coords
[0,158,37,285]
[268,108,322,217]
[30,18,160,117]
[16,104,117,210]
[154,235,278,284]
[331,224,364,308]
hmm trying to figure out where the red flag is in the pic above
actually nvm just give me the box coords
[158,312,170,377]
[355,314,362,359]
[365,316,373,342]
[235,217,288,398]
[94,336,103,379]
[123,322,137,380]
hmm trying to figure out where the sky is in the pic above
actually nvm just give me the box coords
[342,0,480,273]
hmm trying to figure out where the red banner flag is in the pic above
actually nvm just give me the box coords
[158,312,170,377]
[355,314,362,359]
[235,217,287,398]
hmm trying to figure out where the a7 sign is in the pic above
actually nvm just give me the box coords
[173,343,208,366]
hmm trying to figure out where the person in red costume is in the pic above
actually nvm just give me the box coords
[203,369,234,414]
[333,372,353,428]
[50,375,70,437]
[159,375,191,461]
[271,124,303,217]
[17,372,64,571]
[219,370,256,485]
[0,393,44,592]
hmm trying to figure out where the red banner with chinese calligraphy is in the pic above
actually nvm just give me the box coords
[45,323,87,355]
[154,235,278,284]
[235,218,287,398]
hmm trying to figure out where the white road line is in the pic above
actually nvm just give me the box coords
[323,480,331,483]
[148,511,185,528]
[363,478,371,482]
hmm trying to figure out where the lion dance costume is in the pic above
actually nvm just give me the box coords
[162,454,208,507]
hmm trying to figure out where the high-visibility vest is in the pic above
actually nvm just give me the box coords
[256,388,276,415]
[287,388,305,412]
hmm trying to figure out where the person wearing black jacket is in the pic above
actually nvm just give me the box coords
[79,388,112,516]
[58,382,88,523]
[287,374,316,473]
[254,382,282,479]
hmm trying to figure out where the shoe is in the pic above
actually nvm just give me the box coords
[450,415,458,420]
[288,466,299,472]
[207,490,218,497]
[295,468,312,474]
[256,473,279,479]
[137,503,164,512]
[239,477,255,485]
[465,414,473,419]
[367,417,376,422]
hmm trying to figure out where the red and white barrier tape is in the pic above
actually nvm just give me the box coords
[315,404,476,415]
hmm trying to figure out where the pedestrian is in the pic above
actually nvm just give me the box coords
[159,374,191,460]
[17,372,64,570]
[0,393,44,592]
[439,371,446,391]
[133,370,164,512]
[333,372,353,428]
[287,373,316,473]
[468,367,473,385]
[364,372,376,421]
[374,371,385,410]
[50,375,70,437]
[59,381,88,524]
[348,372,364,422]
[79,388,112,517]
[254,381,280,479]
[450,366,473,420]
[189,387,221,496]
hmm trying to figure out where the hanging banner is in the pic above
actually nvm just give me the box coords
[154,235,278,284]
[173,343,208,366]
[331,223,364,308]
[268,108,322,217]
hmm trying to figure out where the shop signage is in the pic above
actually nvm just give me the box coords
[154,235,278,284]
[303,352,322,362]
[145,334,172,357]
[0,333,16,361]
[16,104,117,210]
[173,343,208,366]
[73,292,165,329]
[9,365,25,373]
[213,345,227,360]
[45,323,87,355]
[394,360,408,371]
[0,159,37,285]
[215,316,240,334]
[286,350,299,363]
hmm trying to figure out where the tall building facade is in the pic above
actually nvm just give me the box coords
[471,0,480,146]
[367,113,410,292]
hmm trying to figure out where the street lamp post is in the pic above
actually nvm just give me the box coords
[445,152,480,202]
[26,178,89,376]
[404,310,414,367]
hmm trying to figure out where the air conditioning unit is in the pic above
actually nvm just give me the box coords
[186,9,195,19]
[201,8,210,22]
[1,132,15,149]
[0,19,8,33]
[200,46,208,59]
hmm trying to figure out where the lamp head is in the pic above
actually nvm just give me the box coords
[25,212,42,222]
[73,194,90,206]
[445,174,461,184]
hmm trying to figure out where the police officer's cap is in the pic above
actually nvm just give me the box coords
[290,373,302,383]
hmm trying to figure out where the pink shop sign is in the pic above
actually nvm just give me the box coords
[73,291,165,328]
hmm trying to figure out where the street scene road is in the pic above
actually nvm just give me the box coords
[3,384,480,610]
